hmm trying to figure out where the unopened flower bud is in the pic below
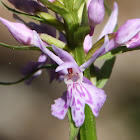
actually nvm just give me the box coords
[115,19,140,47]
[88,0,105,29]
[0,17,33,45]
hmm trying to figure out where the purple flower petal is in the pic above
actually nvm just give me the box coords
[115,19,140,44]
[88,0,105,29]
[52,45,77,64]
[98,2,118,40]
[83,34,93,53]
[65,76,106,127]
[82,77,106,117]
[126,32,140,48]
[33,31,64,65]
[67,82,86,127]
[80,35,109,71]
[0,17,33,45]
[51,92,69,120]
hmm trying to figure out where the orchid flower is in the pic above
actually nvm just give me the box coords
[33,30,107,127]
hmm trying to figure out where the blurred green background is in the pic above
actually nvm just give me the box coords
[0,0,140,140]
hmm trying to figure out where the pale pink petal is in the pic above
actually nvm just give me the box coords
[67,83,85,127]
[115,19,140,44]
[33,31,64,65]
[52,45,77,64]
[48,0,55,2]
[82,77,106,117]
[51,92,69,120]
[83,34,93,53]
[98,2,118,40]
[88,0,105,28]
[126,32,140,48]
[0,17,33,45]
[80,35,109,71]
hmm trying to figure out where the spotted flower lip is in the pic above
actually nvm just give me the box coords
[33,30,107,127]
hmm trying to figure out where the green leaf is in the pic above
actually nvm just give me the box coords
[0,64,57,85]
[63,0,74,12]
[39,0,69,16]
[40,34,67,49]
[67,109,79,140]
[97,56,116,89]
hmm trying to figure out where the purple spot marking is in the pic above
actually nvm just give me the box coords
[77,99,83,107]
[76,107,80,110]
[94,108,99,114]
[82,85,93,104]
[76,83,85,97]
[72,97,75,106]
[81,118,83,123]
[60,110,64,115]
[73,83,76,89]
[73,110,76,117]
[81,112,84,116]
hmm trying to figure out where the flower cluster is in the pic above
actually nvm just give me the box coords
[0,0,140,128]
